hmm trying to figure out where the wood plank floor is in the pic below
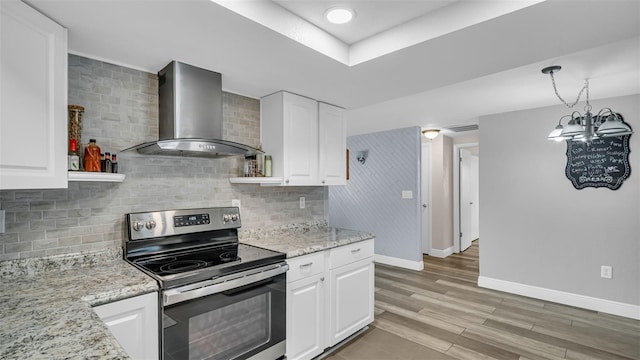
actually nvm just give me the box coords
[326,241,640,360]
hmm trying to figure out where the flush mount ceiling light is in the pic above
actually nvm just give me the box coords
[543,65,633,144]
[422,129,440,140]
[325,7,355,24]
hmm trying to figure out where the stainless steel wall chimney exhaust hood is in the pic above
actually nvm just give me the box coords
[122,61,262,158]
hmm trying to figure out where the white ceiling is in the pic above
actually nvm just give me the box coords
[25,0,640,137]
[272,0,457,45]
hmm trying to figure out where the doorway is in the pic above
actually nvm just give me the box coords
[453,143,479,253]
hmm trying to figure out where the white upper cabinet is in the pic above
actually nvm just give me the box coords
[261,91,346,186]
[1,0,68,190]
[318,102,346,185]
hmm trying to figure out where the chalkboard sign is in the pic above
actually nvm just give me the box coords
[565,120,632,190]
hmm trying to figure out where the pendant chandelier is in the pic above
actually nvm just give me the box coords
[542,65,633,143]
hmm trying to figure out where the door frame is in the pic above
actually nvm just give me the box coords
[452,142,479,253]
[421,141,432,255]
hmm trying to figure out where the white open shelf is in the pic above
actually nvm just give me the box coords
[68,172,126,182]
[229,177,283,184]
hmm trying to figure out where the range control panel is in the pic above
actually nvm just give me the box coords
[127,207,241,240]
[174,213,210,227]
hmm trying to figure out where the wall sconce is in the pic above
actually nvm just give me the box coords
[422,129,440,140]
[542,65,633,144]
[356,150,368,164]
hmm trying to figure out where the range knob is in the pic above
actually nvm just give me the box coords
[231,214,239,222]
[223,214,230,223]
[132,220,145,231]
[145,220,156,230]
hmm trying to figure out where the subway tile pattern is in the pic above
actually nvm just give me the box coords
[0,55,325,261]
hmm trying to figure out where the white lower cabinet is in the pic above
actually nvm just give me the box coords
[286,239,374,360]
[287,272,325,360]
[328,259,374,346]
[93,292,159,360]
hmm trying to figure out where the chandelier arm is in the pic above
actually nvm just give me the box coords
[549,71,589,109]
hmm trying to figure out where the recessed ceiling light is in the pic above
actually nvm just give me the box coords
[325,7,355,24]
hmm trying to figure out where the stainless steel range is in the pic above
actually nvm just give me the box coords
[124,207,287,360]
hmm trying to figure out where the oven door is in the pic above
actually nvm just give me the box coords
[162,263,288,360]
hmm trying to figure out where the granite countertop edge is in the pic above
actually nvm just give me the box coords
[0,222,373,359]
[0,247,159,359]
[239,222,375,258]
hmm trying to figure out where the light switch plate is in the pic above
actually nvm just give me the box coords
[0,210,5,234]
[231,199,241,211]
[402,191,413,199]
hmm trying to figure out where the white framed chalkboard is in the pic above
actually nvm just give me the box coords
[565,116,632,190]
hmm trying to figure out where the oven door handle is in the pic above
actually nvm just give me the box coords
[163,262,289,306]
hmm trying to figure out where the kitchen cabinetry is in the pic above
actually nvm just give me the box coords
[261,91,346,186]
[327,241,375,346]
[0,0,68,190]
[318,103,347,185]
[93,292,159,360]
[285,239,374,360]
[286,252,326,360]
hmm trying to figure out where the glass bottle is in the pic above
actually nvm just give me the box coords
[264,155,272,177]
[84,139,101,172]
[68,139,80,171]
[104,152,112,173]
[111,154,118,173]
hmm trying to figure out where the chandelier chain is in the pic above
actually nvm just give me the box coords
[549,71,589,109]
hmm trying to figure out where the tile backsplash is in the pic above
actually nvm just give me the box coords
[0,55,325,261]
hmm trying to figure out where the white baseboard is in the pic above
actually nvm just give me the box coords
[478,276,640,320]
[428,246,454,258]
[374,254,424,271]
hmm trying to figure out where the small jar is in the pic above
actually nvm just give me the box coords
[264,155,272,177]
[67,105,84,147]
[84,139,101,172]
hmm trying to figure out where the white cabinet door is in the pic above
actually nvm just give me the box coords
[328,259,374,347]
[318,103,346,186]
[93,292,159,360]
[282,92,319,185]
[0,0,68,190]
[286,273,325,360]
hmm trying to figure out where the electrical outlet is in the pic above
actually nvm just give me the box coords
[231,199,241,211]
[299,197,305,209]
[0,210,4,234]
[600,265,612,279]
[402,190,413,199]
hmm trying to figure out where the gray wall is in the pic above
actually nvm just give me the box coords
[329,126,422,263]
[0,55,324,261]
[479,94,639,305]
[430,134,454,251]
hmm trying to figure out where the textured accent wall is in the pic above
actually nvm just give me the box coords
[329,127,422,262]
[0,55,324,261]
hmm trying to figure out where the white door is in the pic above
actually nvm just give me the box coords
[328,260,374,347]
[283,92,319,185]
[459,148,474,252]
[287,274,325,360]
[318,102,346,185]
[470,153,480,241]
[421,142,431,254]
[1,0,68,190]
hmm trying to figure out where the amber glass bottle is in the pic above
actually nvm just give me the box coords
[84,139,101,172]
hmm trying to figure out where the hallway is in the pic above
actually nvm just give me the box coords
[326,241,640,360]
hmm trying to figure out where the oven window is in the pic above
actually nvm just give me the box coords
[189,293,270,360]
[163,275,286,360]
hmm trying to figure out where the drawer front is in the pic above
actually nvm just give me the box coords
[328,239,374,269]
[286,252,325,283]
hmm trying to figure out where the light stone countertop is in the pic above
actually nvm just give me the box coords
[239,221,375,258]
[0,248,158,360]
